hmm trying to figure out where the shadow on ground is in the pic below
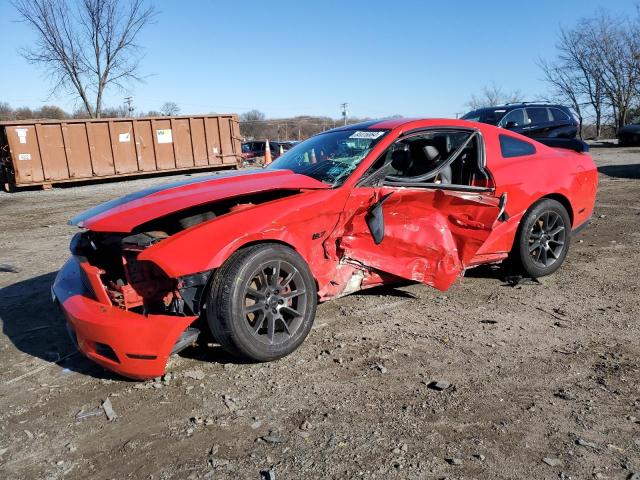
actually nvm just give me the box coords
[0,271,116,379]
[598,164,640,179]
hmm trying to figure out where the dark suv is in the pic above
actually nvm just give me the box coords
[462,103,578,139]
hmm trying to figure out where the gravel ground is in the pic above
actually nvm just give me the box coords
[0,145,639,480]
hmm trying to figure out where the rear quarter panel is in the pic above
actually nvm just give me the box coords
[476,129,597,256]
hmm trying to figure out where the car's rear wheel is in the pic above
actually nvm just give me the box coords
[207,244,317,361]
[511,198,571,278]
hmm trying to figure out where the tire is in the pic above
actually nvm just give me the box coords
[207,243,317,361]
[510,198,571,278]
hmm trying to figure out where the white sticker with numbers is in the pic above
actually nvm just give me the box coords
[349,131,385,139]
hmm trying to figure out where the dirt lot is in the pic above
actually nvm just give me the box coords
[1,146,639,480]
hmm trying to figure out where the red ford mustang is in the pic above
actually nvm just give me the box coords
[53,118,598,379]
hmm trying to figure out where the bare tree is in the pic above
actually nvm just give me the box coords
[14,0,155,118]
[587,12,640,129]
[0,102,14,121]
[554,24,605,137]
[466,82,524,110]
[539,59,585,138]
[160,101,180,116]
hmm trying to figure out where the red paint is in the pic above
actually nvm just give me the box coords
[54,118,598,379]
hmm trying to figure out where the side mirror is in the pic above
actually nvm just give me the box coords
[366,192,393,244]
[497,192,509,222]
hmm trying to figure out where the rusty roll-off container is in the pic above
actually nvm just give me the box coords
[0,114,241,190]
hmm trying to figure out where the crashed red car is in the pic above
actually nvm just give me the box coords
[53,118,597,380]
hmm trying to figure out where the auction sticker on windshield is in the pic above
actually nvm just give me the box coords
[349,131,385,139]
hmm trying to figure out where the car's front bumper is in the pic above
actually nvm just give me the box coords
[52,257,198,380]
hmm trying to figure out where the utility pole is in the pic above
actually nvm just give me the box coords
[124,96,134,116]
[340,102,348,126]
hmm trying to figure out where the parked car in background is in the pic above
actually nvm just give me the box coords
[617,119,640,146]
[462,103,578,139]
[54,118,597,379]
[241,140,282,163]
[241,141,299,164]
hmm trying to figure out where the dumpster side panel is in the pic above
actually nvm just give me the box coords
[219,117,234,164]
[87,123,116,176]
[152,119,176,170]
[189,118,208,166]
[38,124,69,181]
[133,120,157,172]
[204,117,222,165]
[5,125,45,184]
[109,121,138,174]
[64,123,93,179]
[172,118,195,168]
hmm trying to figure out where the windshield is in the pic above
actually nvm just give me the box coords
[265,129,388,186]
[462,108,508,126]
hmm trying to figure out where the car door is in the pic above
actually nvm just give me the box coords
[333,128,503,291]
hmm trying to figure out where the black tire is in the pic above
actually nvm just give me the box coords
[207,243,317,361]
[510,198,571,278]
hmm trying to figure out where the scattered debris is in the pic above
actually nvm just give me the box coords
[251,420,262,430]
[504,275,541,287]
[372,364,387,374]
[75,409,103,421]
[480,319,498,324]
[427,380,451,391]
[260,469,276,480]
[299,420,312,431]
[542,457,562,467]
[627,472,640,480]
[261,431,287,444]
[183,368,206,380]
[446,457,463,465]
[575,437,598,449]
[102,398,117,421]
[0,264,19,273]
[554,389,576,400]
[222,394,239,412]
[473,454,486,461]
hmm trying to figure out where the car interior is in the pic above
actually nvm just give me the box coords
[365,130,491,190]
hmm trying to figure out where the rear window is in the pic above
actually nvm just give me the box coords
[499,135,536,158]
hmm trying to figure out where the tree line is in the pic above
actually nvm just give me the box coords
[0,101,182,121]
[238,110,381,141]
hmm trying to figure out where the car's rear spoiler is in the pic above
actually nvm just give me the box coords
[535,138,590,153]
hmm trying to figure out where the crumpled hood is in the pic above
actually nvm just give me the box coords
[70,169,330,232]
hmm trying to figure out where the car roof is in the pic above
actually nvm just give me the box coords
[331,118,489,131]
[470,103,568,111]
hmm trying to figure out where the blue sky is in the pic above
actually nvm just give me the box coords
[0,0,637,119]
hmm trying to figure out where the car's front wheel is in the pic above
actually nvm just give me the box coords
[207,243,317,361]
[511,198,571,278]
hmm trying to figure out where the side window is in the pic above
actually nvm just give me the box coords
[500,109,525,127]
[526,107,551,124]
[499,135,536,158]
[363,130,488,188]
[550,108,570,122]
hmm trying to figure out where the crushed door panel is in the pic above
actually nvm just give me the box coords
[335,186,501,291]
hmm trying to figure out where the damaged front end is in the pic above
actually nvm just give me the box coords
[71,230,211,318]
